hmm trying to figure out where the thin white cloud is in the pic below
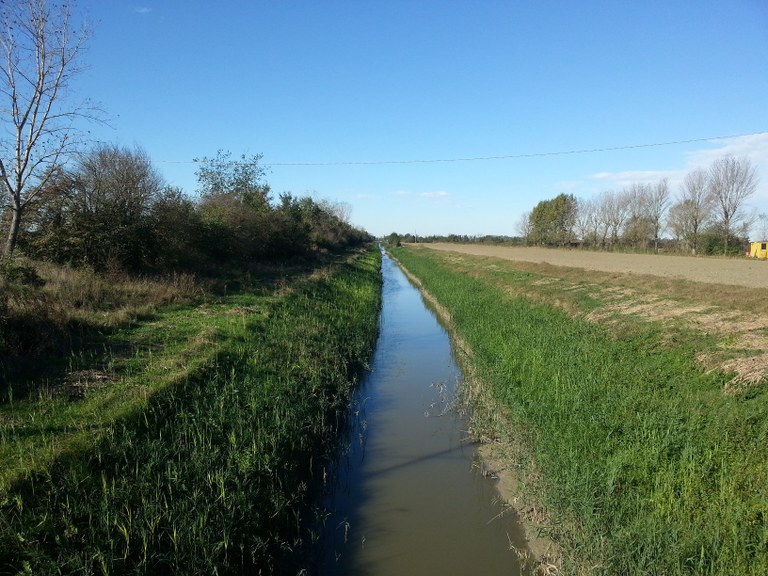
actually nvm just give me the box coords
[420,191,449,198]
[133,6,152,15]
[392,190,411,196]
[590,169,678,189]
[685,132,768,172]
[579,133,768,191]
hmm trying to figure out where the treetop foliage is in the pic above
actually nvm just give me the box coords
[11,145,371,273]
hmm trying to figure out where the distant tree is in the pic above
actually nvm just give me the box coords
[647,178,670,253]
[516,210,532,244]
[573,197,599,247]
[529,193,576,246]
[708,156,758,255]
[195,150,270,211]
[756,212,768,241]
[0,0,99,256]
[386,232,401,247]
[623,183,653,250]
[669,168,713,254]
[195,150,272,263]
[600,189,631,249]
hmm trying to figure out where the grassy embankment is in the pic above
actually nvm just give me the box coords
[393,245,767,576]
[0,248,381,574]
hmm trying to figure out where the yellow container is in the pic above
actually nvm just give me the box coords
[749,241,768,259]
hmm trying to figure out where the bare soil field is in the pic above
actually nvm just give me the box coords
[420,243,768,288]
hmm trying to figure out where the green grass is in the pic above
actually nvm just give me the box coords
[393,246,768,576]
[0,248,382,574]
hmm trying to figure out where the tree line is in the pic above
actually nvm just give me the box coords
[520,156,761,255]
[8,146,370,273]
[0,1,369,274]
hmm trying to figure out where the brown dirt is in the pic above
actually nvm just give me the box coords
[420,243,768,288]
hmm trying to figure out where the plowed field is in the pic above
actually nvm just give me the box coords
[418,243,768,288]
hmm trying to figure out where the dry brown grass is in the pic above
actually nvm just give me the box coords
[1,257,201,363]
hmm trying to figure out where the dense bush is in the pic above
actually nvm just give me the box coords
[15,146,371,274]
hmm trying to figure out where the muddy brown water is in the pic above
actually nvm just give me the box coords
[315,251,529,575]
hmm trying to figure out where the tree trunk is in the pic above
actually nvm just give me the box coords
[4,205,21,256]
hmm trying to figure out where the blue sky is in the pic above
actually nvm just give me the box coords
[74,1,767,237]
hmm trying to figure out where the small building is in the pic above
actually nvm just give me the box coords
[749,241,768,259]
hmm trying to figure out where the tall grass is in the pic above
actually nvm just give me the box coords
[0,248,381,574]
[393,246,768,575]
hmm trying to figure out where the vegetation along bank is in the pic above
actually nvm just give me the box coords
[0,247,382,574]
[392,244,767,576]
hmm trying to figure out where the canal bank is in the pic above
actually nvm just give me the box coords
[317,251,532,575]
[392,252,562,573]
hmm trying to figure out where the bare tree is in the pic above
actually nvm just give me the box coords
[515,210,532,243]
[601,189,631,249]
[622,183,652,250]
[708,156,758,255]
[647,178,670,253]
[756,212,768,241]
[574,197,598,247]
[671,168,713,254]
[0,0,96,256]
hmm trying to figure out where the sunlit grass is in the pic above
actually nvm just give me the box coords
[393,246,768,576]
[0,248,382,574]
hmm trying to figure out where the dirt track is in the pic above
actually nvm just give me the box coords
[418,243,768,289]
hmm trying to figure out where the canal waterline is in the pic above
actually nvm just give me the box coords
[317,252,529,575]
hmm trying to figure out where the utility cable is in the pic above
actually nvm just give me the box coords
[151,130,768,167]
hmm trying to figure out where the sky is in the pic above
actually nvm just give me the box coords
[70,1,768,237]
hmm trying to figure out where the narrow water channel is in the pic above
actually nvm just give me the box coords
[316,251,529,575]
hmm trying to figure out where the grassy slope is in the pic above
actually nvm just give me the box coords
[0,248,382,574]
[393,246,768,576]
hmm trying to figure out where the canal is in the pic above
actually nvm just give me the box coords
[316,251,529,574]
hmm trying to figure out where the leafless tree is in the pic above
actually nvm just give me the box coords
[515,210,532,243]
[708,156,758,255]
[0,0,97,256]
[756,212,768,242]
[600,189,631,249]
[573,197,598,246]
[647,178,670,253]
[670,168,713,254]
[623,183,652,250]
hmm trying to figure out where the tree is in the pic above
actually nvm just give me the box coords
[622,183,653,250]
[600,189,631,249]
[756,212,768,242]
[708,156,758,255]
[22,144,165,270]
[515,210,532,244]
[669,168,713,254]
[529,193,577,246]
[573,197,599,247]
[195,150,270,210]
[647,178,670,253]
[0,0,96,256]
[195,150,273,263]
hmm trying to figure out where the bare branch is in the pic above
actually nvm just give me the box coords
[0,0,100,255]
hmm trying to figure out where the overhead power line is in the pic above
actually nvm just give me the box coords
[153,131,767,167]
